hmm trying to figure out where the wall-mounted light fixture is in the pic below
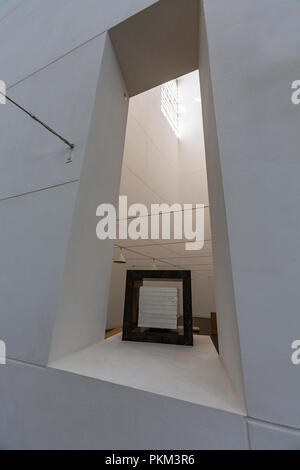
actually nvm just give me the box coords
[152,259,158,270]
[114,248,127,264]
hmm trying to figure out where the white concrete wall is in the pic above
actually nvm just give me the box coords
[49,34,129,362]
[202,0,300,431]
[0,33,106,365]
[192,275,216,318]
[0,360,248,450]
[199,2,246,410]
[120,84,180,207]
[0,0,158,87]
[248,420,300,450]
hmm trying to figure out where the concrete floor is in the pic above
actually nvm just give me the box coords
[50,334,245,416]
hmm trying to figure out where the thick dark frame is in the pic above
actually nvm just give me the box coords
[122,270,193,346]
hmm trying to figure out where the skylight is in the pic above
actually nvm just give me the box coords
[161,79,180,138]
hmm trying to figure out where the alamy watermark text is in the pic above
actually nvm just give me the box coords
[96,197,205,251]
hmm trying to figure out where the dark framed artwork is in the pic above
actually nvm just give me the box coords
[122,270,193,346]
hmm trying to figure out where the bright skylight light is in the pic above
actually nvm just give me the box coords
[161,79,180,138]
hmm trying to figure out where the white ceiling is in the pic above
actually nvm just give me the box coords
[110,0,199,96]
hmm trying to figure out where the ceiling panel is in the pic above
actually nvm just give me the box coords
[110,0,199,96]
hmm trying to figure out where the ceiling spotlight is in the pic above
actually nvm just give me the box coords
[152,259,158,270]
[114,248,126,264]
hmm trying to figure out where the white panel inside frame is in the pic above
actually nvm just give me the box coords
[138,287,179,329]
